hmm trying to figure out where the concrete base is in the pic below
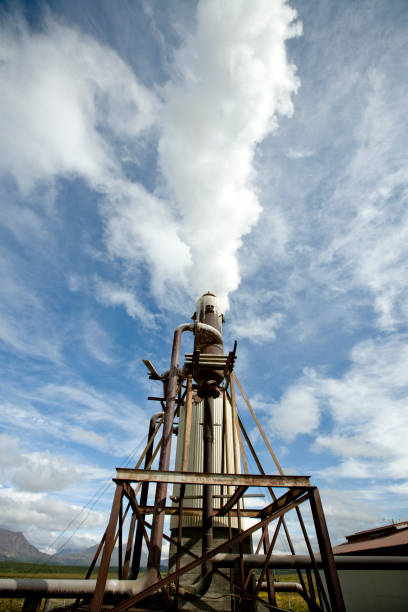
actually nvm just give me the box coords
[169,527,255,611]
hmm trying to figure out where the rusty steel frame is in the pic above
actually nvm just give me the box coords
[234,384,317,605]
[82,349,344,612]
[115,468,311,488]
[263,520,279,607]
[88,471,342,611]
[2,299,348,612]
[112,493,311,611]
[131,411,163,579]
[0,303,354,612]
[228,375,312,603]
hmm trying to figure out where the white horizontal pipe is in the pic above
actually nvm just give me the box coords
[0,578,140,598]
[0,555,406,598]
[213,553,408,570]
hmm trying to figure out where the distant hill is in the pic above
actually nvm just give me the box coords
[54,543,148,567]
[0,528,48,563]
[0,528,147,567]
[53,543,101,566]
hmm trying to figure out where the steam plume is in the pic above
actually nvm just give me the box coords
[159,0,301,307]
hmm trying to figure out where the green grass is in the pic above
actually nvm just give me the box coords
[0,563,316,612]
[259,571,319,612]
[0,561,119,612]
[0,560,122,579]
[0,561,117,612]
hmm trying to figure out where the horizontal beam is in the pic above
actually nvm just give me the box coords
[137,505,262,518]
[185,354,227,360]
[115,469,310,488]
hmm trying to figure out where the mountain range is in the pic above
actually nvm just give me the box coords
[0,528,147,567]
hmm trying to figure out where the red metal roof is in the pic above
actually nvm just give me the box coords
[332,521,408,555]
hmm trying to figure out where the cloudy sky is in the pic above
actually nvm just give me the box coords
[0,0,407,556]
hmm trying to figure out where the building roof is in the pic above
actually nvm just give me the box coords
[332,521,408,555]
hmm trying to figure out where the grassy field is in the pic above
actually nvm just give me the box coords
[258,571,318,611]
[0,562,316,611]
[0,561,116,612]
[0,560,99,579]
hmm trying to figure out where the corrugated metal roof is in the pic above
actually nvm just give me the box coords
[345,520,408,543]
[332,526,408,554]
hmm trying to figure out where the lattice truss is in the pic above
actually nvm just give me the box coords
[82,355,344,612]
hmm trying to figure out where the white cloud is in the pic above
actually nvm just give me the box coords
[285,148,314,159]
[0,14,189,305]
[230,313,283,343]
[271,335,408,482]
[235,17,408,355]
[0,15,157,194]
[272,486,385,550]
[39,381,148,436]
[317,459,373,481]
[0,198,48,244]
[66,273,84,293]
[0,487,106,552]
[99,183,192,302]
[93,276,157,327]
[0,252,61,361]
[0,5,302,310]
[0,377,149,458]
[0,434,79,492]
[67,274,158,328]
[314,71,408,330]
[319,487,383,546]
[313,434,383,460]
[83,318,115,364]
[388,482,408,496]
[268,385,320,441]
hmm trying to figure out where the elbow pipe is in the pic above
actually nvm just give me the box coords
[145,323,193,585]
[177,569,213,600]
[145,321,222,587]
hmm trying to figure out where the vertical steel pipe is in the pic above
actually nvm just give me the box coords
[145,323,193,584]
[202,396,214,574]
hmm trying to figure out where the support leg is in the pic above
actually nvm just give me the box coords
[309,487,345,612]
[90,483,123,612]
[122,511,136,579]
[22,598,42,612]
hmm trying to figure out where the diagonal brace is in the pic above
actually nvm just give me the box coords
[217,486,248,516]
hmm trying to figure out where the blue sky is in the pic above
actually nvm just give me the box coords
[0,0,407,555]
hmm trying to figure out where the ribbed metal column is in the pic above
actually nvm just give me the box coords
[171,392,240,529]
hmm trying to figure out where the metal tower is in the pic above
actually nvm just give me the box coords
[83,292,345,611]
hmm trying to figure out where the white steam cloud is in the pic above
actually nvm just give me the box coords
[0,2,301,310]
[159,0,301,306]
